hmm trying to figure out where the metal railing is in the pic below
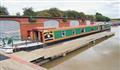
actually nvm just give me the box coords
[0,36,22,48]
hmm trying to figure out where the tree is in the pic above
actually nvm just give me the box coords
[96,12,102,16]
[95,12,110,21]
[35,8,63,17]
[63,11,86,19]
[86,15,95,21]
[16,12,21,16]
[36,10,51,17]
[79,12,86,19]
[0,6,9,16]
[23,7,36,16]
[63,10,80,18]
[48,8,63,17]
[21,7,110,21]
[105,17,111,22]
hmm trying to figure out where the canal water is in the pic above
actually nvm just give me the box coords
[41,26,120,70]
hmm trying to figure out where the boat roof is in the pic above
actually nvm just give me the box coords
[29,24,97,31]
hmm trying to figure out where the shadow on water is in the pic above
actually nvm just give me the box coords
[41,35,114,69]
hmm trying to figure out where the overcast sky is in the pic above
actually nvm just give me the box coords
[0,0,120,18]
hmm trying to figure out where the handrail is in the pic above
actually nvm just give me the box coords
[0,36,21,48]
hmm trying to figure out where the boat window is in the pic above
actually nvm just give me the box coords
[81,28,84,32]
[61,31,66,37]
[73,30,76,34]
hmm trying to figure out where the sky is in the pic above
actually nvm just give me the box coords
[0,0,120,18]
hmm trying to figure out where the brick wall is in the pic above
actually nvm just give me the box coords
[0,17,29,24]
[0,17,87,40]
[20,23,43,39]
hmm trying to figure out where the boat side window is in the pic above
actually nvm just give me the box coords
[73,29,76,34]
[81,28,84,33]
[96,26,98,30]
[91,28,94,31]
[61,31,66,37]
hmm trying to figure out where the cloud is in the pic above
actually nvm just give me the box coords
[1,0,120,18]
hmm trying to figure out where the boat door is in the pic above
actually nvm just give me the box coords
[34,31,40,41]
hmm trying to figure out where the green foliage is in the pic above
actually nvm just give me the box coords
[96,12,102,16]
[22,7,111,22]
[0,6,9,16]
[79,12,86,19]
[48,8,63,17]
[36,8,86,19]
[63,10,79,18]
[86,15,95,21]
[112,18,120,21]
[36,10,51,17]
[16,12,21,16]
[95,12,110,21]
[36,8,63,17]
[0,6,111,22]
[23,7,36,16]
[63,11,86,19]
[105,17,111,22]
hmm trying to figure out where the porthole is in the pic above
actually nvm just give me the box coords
[73,30,76,34]
[61,31,66,37]
[81,28,84,32]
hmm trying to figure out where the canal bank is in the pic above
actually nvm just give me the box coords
[41,26,120,70]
